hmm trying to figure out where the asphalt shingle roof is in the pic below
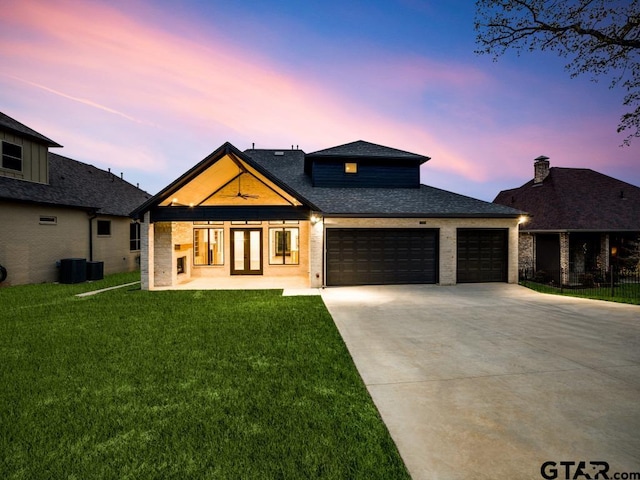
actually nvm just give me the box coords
[0,152,151,216]
[307,140,430,163]
[0,111,62,147]
[493,167,640,231]
[247,149,521,217]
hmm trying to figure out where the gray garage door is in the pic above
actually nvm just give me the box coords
[326,229,438,286]
[457,229,508,283]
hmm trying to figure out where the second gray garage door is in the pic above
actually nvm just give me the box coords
[326,228,438,286]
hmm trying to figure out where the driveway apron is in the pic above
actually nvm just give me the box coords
[321,284,640,480]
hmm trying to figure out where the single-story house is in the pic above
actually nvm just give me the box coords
[132,140,523,290]
[493,156,640,285]
[0,111,151,286]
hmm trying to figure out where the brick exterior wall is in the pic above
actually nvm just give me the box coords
[140,212,153,290]
[153,222,173,287]
[309,217,324,288]
[323,217,520,285]
[139,216,520,289]
[0,200,140,286]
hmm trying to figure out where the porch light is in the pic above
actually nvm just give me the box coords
[611,246,618,257]
[310,214,321,225]
[518,215,528,225]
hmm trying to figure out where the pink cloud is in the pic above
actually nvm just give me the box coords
[2,0,637,197]
[0,0,481,182]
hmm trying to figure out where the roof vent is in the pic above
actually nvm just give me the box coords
[274,151,284,156]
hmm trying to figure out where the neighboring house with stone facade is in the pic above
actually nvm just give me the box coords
[132,140,523,290]
[0,111,151,286]
[494,156,640,285]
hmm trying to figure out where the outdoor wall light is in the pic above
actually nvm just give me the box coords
[310,215,321,225]
[518,215,528,225]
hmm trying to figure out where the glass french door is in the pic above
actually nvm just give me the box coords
[231,229,263,275]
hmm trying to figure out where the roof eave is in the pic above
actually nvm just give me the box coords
[321,212,522,219]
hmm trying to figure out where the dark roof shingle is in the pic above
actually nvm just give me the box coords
[247,149,520,217]
[494,167,640,231]
[307,140,430,164]
[0,153,150,216]
[0,111,62,147]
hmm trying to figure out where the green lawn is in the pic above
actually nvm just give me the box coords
[0,273,409,479]
[521,280,640,305]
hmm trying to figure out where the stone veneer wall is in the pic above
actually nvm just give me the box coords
[153,222,173,287]
[560,232,570,284]
[518,233,534,274]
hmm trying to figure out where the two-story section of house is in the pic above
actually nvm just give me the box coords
[0,111,150,286]
[132,140,523,290]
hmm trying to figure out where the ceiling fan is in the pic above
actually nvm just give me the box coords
[220,174,259,200]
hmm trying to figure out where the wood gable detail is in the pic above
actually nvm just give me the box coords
[132,143,315,222]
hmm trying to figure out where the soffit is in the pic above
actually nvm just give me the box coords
[158,153,302,207]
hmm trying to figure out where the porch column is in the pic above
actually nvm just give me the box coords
[560,232,570,285]
[309,216,324,288]
[153,222,174,287]
[507,223,519,283]
[599,234,610,271]
[141,212,154,290]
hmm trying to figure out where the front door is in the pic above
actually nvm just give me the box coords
[231,229,263,275]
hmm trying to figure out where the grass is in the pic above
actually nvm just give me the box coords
[0,273,409,479]
[520,280,640,305]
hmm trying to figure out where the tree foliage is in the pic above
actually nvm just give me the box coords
[475,0,640,145]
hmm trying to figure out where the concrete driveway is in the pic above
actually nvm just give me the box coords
[321,284,640,480]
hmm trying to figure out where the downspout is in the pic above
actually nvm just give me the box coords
[88,210,98,262]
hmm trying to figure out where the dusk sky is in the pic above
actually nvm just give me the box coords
[1,0,638,201]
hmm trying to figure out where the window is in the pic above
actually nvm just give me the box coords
[39,216,57,225]
[194,228,224,265]
[2,141,22,171]
[97,220,111,236]
[269,227,299,265]
[130,222,141,251]
[344,162,358,174]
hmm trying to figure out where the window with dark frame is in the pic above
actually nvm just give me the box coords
[269,227,299,265]
[193,228,224,265]
[1,141,22,171]
[344,162,358,174]
[97,220,111,236]
[130,222,141,251]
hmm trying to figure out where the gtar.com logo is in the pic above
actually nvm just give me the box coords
[540,461,640,480]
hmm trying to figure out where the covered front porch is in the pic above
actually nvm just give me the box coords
[142,218,322,290]
[132,143,324,291]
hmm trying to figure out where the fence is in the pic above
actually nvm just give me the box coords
[519,265,640,302]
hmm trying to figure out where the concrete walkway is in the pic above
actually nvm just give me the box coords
[321,284,640,480]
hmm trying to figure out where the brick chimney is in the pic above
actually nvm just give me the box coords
[534,155,550,184]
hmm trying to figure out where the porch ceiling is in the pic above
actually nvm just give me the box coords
[158,153,302,208]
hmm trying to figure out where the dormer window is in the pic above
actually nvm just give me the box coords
[1,141,22,172]
[344,162,358,174]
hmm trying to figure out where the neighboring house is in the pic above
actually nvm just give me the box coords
[0,111,151,286]
[132,141,523,290]
[494,156,640,285]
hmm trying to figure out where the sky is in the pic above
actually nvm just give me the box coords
[1,0,638,201]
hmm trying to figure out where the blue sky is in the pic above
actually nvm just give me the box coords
[1,0,637,200]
